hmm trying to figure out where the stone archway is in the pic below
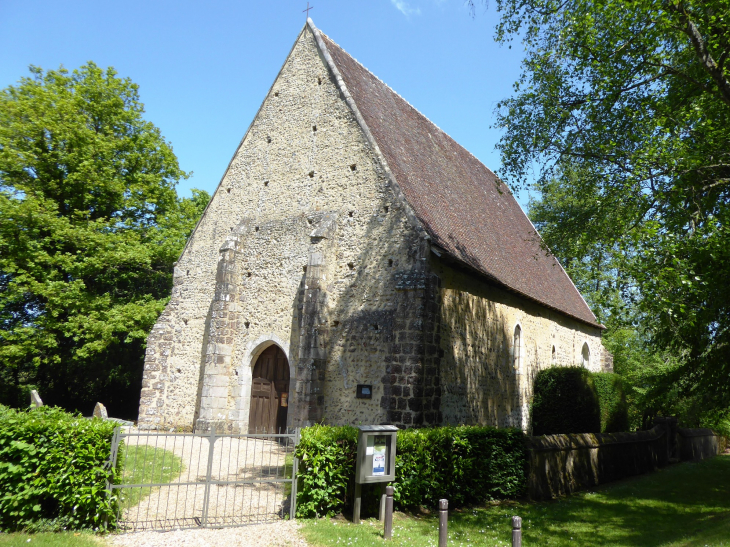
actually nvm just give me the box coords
[248,345,290,433]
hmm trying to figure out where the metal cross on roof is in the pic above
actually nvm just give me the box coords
[303,2,313,18]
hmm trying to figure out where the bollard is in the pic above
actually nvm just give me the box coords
[512,515,522,547]
[438,499,448,547]
[384,486,394,540]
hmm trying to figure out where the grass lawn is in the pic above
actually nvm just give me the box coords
[0,532,101,547]
[116,444,183,510]
[301,454,730,546]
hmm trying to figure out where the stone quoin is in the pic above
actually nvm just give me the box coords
[137,19,612,433]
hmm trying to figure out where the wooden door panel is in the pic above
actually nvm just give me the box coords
[249,346,290,434]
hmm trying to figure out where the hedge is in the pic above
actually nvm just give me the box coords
[592,372,630,433]
[294,424,527,517]
[530,367,602,435]
[0,405,118,531]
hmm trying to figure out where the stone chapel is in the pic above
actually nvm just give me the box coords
[137,20,612,433]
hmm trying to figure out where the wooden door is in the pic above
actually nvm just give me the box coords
[248,345,289,433]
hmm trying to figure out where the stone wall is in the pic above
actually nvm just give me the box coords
[138,26,426,431]
[429,256,608,431]
[138,24,612,433]
[527,423,726,500]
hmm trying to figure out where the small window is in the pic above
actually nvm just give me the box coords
[582,342,590,367]
[551,345,557,364]
[513,325,522,373]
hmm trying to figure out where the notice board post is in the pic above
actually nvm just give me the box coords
[353,425,398,524]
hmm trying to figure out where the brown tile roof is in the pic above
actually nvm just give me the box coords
[315,26,600,328]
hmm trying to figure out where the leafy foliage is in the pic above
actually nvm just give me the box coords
[592,372,630,433]
[295,425,358,518]
[476,0,730,411]
[531,367,601,435]
[0,405,117,531]
[0,63,209,416]
[294,425,526,518]
[393,426,527,509]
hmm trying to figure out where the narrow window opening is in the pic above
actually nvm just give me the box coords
[307,218,313,225]
[176,368,182,374]
[255,226,259,232]
[186,270,190,276]
[582,343,590,367]
[318,76,322,85]
[332,320,340,327]
[264,180,269,186]
[308,170,315,178]
[551,345,557,364]
[372,323,379,331]
[384,206,389,213]
[244,321,250,329]
[348,211,354,217]
[183,319,188,325]
[227,188,231,193]
[388,259,393,267]
[350,164,357,171]
[246,272,252,278]
[312,125,317,132]
[347,262,355,270]
[513,325,522,373]
[234,369,239,376]
[303,265,307,273]
[274,91,279,97]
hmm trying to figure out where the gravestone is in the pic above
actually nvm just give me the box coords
[30,390,43,408]
[93,402,108,420]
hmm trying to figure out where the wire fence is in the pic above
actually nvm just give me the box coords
[107,427,300,531]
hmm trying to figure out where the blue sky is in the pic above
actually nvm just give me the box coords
[0,0,529,204]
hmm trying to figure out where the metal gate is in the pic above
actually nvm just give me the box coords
[107,427,300,531]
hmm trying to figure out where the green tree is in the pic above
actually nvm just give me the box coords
[476,0,730,411]
[0,63,209,417]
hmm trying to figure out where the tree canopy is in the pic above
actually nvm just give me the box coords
[476,0,730,412]
[0,63,209,416]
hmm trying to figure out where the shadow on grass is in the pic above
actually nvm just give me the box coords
[301,455,730,547]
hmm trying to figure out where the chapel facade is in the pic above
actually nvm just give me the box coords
[137,20,612,433]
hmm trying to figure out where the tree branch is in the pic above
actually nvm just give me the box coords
[667,1,730,107]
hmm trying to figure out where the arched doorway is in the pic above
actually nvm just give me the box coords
[248,345,290,433]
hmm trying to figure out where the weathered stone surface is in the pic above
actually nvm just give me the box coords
[93,402,108,420]
[137,25,611,433]
[30,390,43,408]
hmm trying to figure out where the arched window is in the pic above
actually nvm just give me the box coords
[581,342,590,367]
[551,345,557,364]
[513,325,522,373]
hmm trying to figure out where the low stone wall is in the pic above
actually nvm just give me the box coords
[527,426,667,500]
[678,428,727,462]
[527,424,726,500]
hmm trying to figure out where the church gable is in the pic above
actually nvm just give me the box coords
[139,21,610,434]
[138,25,427,431]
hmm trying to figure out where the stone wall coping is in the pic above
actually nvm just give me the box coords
[678,428,721,438]
[527,425,665,452]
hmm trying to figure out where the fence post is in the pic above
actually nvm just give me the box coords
[200,426,217,527]
[512,516,522,547]
[104,426,122,530]
[384,485,394,540]
[438,499,448,547]
[290,427,300,520]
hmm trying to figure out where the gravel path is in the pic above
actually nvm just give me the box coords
[117,429,296,531]
[106,520,308,547]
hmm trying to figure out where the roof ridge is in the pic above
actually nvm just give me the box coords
[316,28,516,196]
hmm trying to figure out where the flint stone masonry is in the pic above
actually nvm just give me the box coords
[138,21,612,433]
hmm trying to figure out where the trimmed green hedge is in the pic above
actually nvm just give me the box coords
[531,367,601,435]
[294,425,527,517]
[0,405,118,531]
[593,372,630,433]
[530,368,630,435]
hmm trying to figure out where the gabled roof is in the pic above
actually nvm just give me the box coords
[309,21,600,328]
